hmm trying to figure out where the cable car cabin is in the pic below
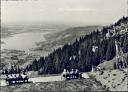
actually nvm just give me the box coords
[61,69,82,80]
[5,74,29,85]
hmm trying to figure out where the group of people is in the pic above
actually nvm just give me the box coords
[5,73,28,85]
[61,69,82,80]
[6,74,27,79]
[62,69,80,74]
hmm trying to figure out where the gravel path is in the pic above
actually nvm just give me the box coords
[29,73,89,83]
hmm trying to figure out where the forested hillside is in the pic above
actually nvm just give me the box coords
[24,17,128,74]
[3,17,128,75]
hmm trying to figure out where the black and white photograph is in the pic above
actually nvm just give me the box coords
[0,0,128,91]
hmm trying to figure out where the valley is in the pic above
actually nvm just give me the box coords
[0,17,128,91]
[1,24,101,69]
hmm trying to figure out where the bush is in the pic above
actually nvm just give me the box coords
[113,74,116,76]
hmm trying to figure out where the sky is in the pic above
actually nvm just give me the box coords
[1,0,127,25]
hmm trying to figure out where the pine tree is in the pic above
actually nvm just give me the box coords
[25,17,128,74]
[32,59,39,71]
[106,39,116,61]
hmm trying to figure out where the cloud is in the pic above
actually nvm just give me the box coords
[1,0,127,24]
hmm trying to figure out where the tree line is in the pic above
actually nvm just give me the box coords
[25,17,128,74]
[2,17,128,75]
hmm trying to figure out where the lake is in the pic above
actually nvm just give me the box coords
[1,31,50,51]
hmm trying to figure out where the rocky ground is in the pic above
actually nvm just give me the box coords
[88,69,128,91]
[98,53,128,70]
[0,69,127,91]
[0,78,107,92]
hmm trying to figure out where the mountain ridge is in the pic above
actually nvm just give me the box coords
[2,17,128,75]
